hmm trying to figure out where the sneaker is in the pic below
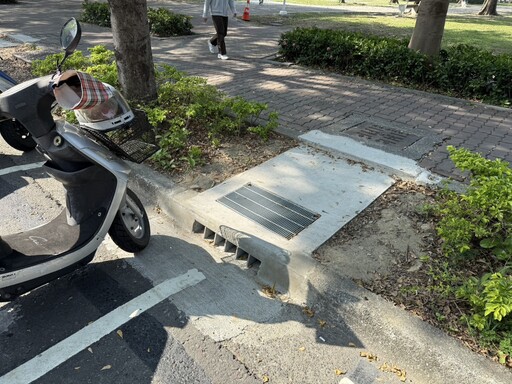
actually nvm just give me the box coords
[208,41,215,54]
[218,54,229,60]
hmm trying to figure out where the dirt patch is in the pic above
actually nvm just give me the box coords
[313,181,436,283]
[0,44,37,82]
[168,134,297,191]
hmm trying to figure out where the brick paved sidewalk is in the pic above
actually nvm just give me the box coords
[150,1,512,181]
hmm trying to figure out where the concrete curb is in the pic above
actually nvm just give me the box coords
[128,160,511,384]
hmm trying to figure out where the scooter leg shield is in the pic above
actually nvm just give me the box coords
[44,163,117,225]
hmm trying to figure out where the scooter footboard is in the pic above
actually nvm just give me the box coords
[0,209,106,269]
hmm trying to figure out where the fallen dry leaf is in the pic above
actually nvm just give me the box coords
[380,362,406,382]
[298,346,306,352]
[360,351,378,362]
[117,329,123,339]
[334,369,347,375]
[261,284,277,298]
[262,374,269,382]
[302,306,315,318]
[318,319,327,328]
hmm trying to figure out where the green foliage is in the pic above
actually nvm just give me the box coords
[143,64,278,169]
[248,111,279,141]
[456,270,512,363]
[32,50,90,76]
[278,28,512,106]
[79,1,193,37]
[182,146,203,167]
[148,7,193,37]
[31,45,118,88]
[431,146,512,364]
[436,146,512,260]
[457,272,512,324]
[80,0,111,28]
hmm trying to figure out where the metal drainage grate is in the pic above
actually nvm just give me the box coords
[344,121,420,149]
[216,183,320,239]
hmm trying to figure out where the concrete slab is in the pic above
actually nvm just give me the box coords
[181,145,395,297]
[0,40,18,48]
[7,34,39,43]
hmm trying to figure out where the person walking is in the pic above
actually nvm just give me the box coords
[203,0,237,60]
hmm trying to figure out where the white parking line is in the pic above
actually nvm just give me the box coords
[0,269,206,384]
[0,162,45,177]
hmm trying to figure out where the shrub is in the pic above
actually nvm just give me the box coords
[79,1,193,37]
[145,64,278,170]
[433,146,512,364]
[278,28,512,107]
[148,8,193,37]
[80,0,111,28]
[436,146,512,260]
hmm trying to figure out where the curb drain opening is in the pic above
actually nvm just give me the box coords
[192,220,261,270]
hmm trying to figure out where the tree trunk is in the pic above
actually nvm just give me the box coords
[408,0,450,56]
[107,0,157,102]
[478,0,499,15]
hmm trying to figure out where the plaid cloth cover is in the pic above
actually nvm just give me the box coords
[53,70,113,110]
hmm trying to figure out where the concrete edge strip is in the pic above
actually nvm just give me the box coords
[0,269,206,384]
[299,130,442,185]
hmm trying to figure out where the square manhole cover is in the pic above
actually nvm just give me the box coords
[344,121,420,149]
[217,183,320,239]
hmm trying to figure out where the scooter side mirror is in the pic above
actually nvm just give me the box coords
[60,17,81,54]
[58,18,81,71]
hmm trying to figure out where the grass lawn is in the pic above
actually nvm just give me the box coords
[252,4,512,54]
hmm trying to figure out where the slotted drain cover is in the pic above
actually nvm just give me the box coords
[217,184,320,239]
[344,121,420,149]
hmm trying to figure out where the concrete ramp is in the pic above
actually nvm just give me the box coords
[182,145,395,297]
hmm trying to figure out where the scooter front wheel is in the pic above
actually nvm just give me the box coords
[0,119,37,152]
[109,188,150,253]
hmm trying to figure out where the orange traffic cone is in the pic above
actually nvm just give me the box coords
[242,0,250,21]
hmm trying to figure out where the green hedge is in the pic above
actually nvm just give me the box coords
[147,8,193,37]
[278,28,512,107]
[80,1,193,36]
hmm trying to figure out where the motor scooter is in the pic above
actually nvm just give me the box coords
[0,69,37,151]
[0,18,157,301]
